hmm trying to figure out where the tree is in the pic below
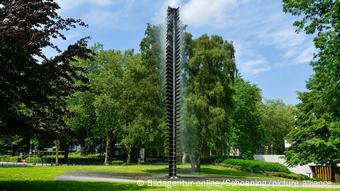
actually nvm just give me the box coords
[283,0,340,166]
[91,48,126,165]
[230,78,264,159]
[66,34,167,164]
[258,99,295,155]
[120,25,167,164]
[0,0,92,139]
[0,135,24,156]
[136,24,166,161]
[65,91,96,155]
[182,34,237,171]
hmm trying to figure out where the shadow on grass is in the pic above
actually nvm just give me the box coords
[143,168,167,174]
[144,166,261,178]
[199,167,262,177]
[0,181,156,191]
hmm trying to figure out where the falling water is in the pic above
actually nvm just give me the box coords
[158,5,198,177]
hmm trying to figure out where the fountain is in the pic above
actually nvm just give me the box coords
[165,6,181,179]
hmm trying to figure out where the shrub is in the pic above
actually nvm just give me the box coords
[112,159,124,165]
[201,156,243,164]
[223,158,290,173]
[21,155,104,165]
[0,154,107,164]
[0,155,20,162]
[266,172,309,180]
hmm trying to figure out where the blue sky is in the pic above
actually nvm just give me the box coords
[53,0,315,105]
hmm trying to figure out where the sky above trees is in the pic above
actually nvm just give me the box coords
[51,0,315,104]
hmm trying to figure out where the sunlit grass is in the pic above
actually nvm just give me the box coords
[0,164,286,181]
[0,181,338,191]
[0,165,338,191]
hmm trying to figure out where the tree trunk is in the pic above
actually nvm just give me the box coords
[126,148,132,164]
[64,147,69,162]
[54,140,60,166]
[80,142,87,156]
[11,147,16,156]
[330,160,336,182]
[182,152,187,164]
[104,133,113,165]
[189,154,201,172]
[60,141,69,163]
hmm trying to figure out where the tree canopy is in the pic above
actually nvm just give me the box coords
[182,34,237,171]
[230,78,264,159]
[283,0,340,166]
[0,0,92,139]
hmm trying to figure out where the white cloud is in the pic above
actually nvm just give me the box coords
[154,0,249,27]
[56,0,114,10]
[238,59,271,75]
[294,46,315,64]
[76,0,135,29]
[83,10,121,28]
[181,0,248,27]
[153,0,181,24]
[234,41,271,75]
[260,29,306,50]
[182,0,232,26]
[168,0,181,7]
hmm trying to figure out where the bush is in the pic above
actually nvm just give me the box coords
[266,172,309,180]
[112,159,124,165]
[201,156,243,164]
[0,155,20,162]
[223,158,290,173]
[0,154,107,164]
[17,154,105,165]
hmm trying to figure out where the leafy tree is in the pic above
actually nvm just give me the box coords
[66,34,166,164]
[65,91,96,155]
[283,0,340,166]
[108,24,167,164]
[0,0,92,138]
[91,48,126,165]
[120,25,166,164]
[65,44,107,156]
[258,99,295,155]
[182,34,237,171]
[136,24,166,160]
[0,135,24,156]
[230,78,264,159]
[66,45,125,164]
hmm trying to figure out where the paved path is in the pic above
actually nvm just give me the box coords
[56,171,340,189]
[56,175,138,183]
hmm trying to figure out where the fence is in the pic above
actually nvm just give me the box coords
[310,165,340,182]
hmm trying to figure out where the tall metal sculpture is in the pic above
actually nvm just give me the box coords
[166,7,181,178]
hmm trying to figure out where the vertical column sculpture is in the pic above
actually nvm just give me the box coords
[166,7,181,178]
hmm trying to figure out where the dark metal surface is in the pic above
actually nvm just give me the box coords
[166,6,181,178]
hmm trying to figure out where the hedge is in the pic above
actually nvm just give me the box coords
[0,154,106,165]
[223,158,290,173]
[0,156,20,162]
[201,156,243,164]
[266,171,309,180]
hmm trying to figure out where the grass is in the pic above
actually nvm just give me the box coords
[0,165,339,191]
[0,165,289,181]
[0,181,339,191]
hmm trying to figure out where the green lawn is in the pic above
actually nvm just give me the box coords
[0,164,288,181]
[0,165,339,191]
[0,181,339,191]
